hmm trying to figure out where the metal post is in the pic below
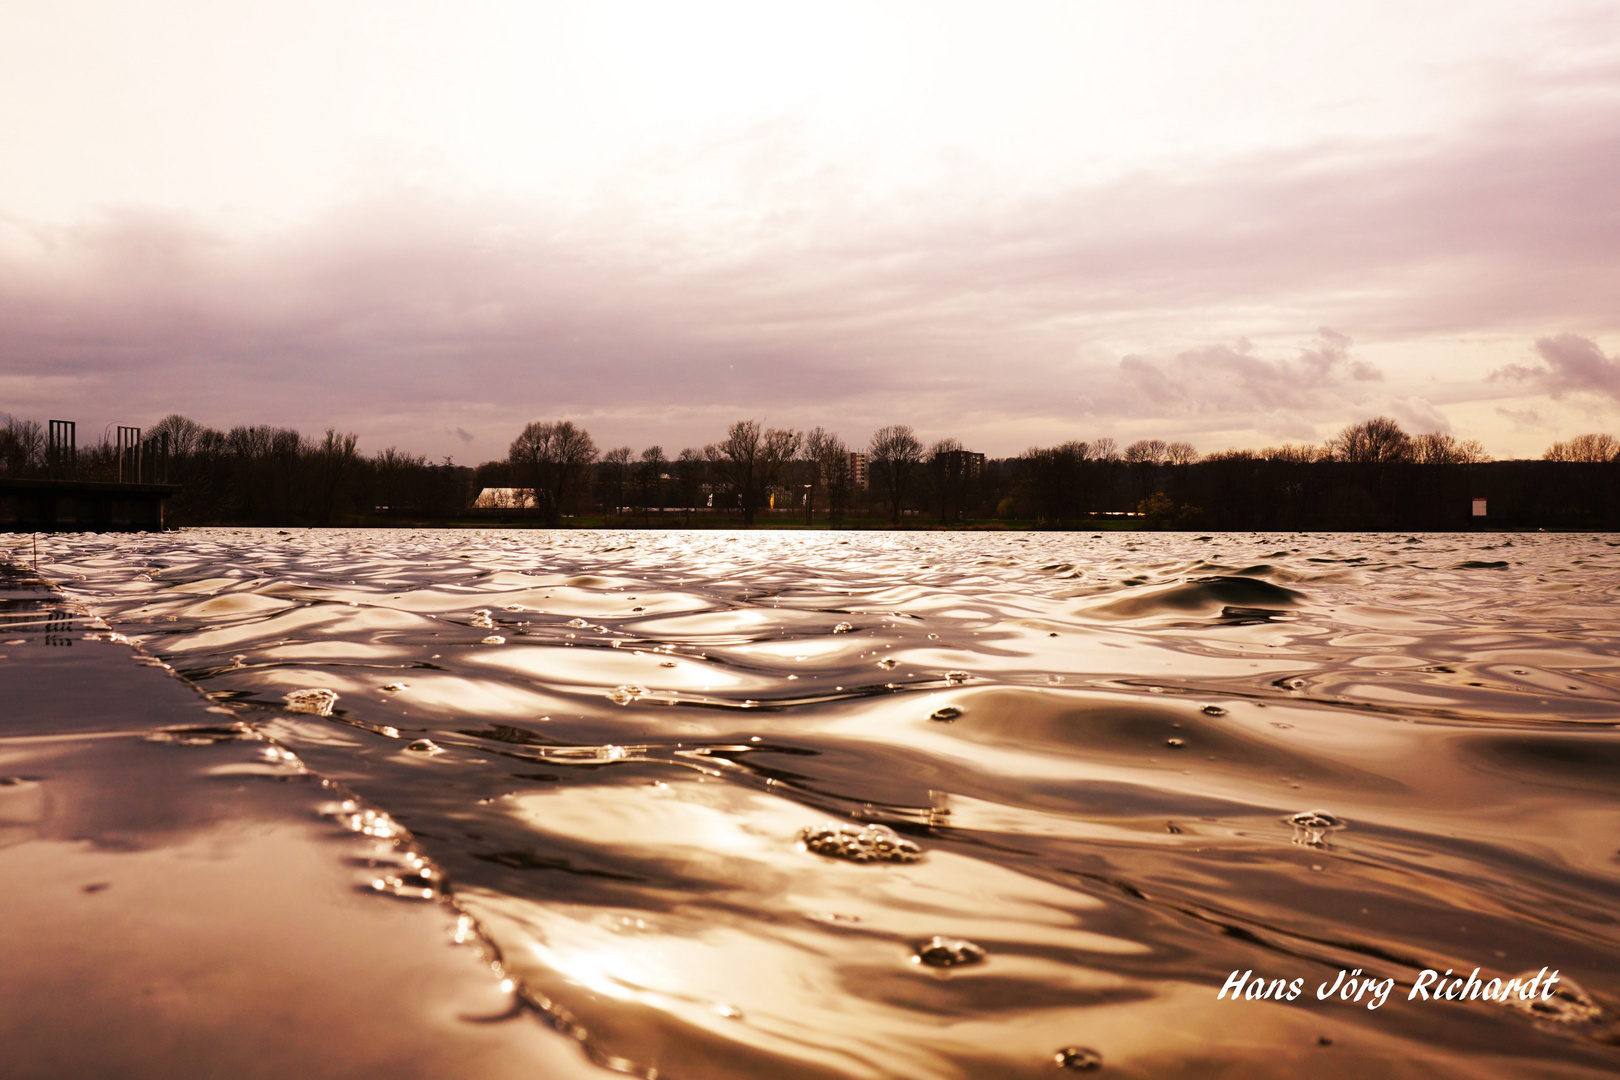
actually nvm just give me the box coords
[116,426,141,484]
[48,420,76,480]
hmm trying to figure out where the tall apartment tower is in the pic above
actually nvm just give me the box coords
[848,451,870,491]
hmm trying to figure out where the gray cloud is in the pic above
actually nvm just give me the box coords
[2,65,1619,457]
[1106,331,1382,421]
[1490,334,1620,403]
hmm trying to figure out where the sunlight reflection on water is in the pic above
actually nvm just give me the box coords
[22,528,1620,1078]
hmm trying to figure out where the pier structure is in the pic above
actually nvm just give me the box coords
[0,420,179,532]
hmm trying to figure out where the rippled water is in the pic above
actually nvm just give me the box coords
[18,529,1620,1077]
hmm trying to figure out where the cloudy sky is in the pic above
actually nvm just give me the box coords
[3,1,1618,461]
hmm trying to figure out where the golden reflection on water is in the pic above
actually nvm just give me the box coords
[21,529,1620,1078]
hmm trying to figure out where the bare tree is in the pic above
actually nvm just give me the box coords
[706,420,802,525]
[148,414,208,457]
[1089,437,1119,461]
[802,427,840,523]
[637,445,668,521]
[816,433,853,521]
[0,414,44,476]
[311,429,360,525]
[1165,441,1199,465]
[869,424,923,524]
[508,420,598,526]
[601,446,634,517]
[1020,440,1091,523]
[675,447,706,525]
[1123,439,1168,465]
[1413,432,1491,464]
[1543,433,1619,462]
[1261,443,1324,464]
[1329,417,1412,463]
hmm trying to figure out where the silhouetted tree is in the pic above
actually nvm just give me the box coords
[675,448,705,524]
[1020,440,1090,524]
[816,434,853,521]
[1329,417,1412,463]
[869,424,922,524]
[1412,432,1490,464]
[1544,433,1619,462]
[706,420,801,525]
[601,446,633,517]
[310,429,359,524]
[802,427,839,523]
[637,445,667,521]
[149,414,208,457]
[509,420,598,526]
[0,415,44,476]
[1123,439,1167,465]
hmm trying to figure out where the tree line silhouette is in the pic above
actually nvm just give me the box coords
[1,411,1616,529]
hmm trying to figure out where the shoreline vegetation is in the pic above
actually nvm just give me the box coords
[2,413,1617,531]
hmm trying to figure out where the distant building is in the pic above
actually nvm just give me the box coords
[473,487,536,509]
[848,451,870,490]
[937,449,985,480]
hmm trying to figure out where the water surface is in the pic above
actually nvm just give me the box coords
[22,529,1620,1078]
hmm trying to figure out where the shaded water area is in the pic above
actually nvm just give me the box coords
[11,529,1620,1078]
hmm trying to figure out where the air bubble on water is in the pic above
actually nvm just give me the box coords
[368,850,440,901]
[259,746,302,768]
[878,658,898,670]
[1201,704,1227,716]
[370,874,436,901]
[945,671,970,685]
[1288,809,1345,847]
[567,618,590,628]
[333,806,405,840]
[229,654,247,667]
[481,635,506,645]
[406,739,445,755]
[1054,1046,1103,1071]
[607,685,647,706]
[714,1003,744,1019]
[1166,738,1185,748]
[382,682,407,692]
[833,622,854,634]
[800,822,923,864]
[930,706,963,722]
[1500,973,1601,1024]
[913,936,986,968]
[284,688,339,716]
[469,609,495,629]
[660,661,676,668]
